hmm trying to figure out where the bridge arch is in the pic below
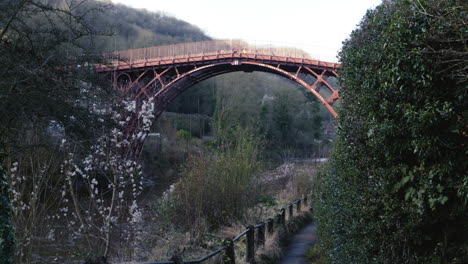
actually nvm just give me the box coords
[98,40,341,156]
[153,61,339,119]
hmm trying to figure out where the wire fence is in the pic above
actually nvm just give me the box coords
[145,194,312,264]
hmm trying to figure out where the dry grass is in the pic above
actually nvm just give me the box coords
[258,161,318,201]
[255,230,283,264]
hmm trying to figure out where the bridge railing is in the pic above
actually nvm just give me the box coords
[145,193,313,264]
[104,39,315,65]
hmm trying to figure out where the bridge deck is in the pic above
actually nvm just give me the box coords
[96,40,340,72]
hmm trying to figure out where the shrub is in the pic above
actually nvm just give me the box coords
[314,0,467,263]
[169,126,264,231]
[176,129,192,141]
[305,244,326,264]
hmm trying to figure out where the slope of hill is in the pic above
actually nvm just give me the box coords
[89,1,211,52]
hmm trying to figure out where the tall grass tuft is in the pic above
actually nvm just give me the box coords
[169,126,264,231]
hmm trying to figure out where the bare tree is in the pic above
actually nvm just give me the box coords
[0,0,114,262]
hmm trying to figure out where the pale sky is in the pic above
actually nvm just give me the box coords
[111,0,382,62]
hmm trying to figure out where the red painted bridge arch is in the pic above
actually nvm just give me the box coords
[96,40,340,156]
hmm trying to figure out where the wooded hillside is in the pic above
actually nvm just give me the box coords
[92,1,211,52]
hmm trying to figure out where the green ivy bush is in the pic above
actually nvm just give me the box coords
[314,0,467,263]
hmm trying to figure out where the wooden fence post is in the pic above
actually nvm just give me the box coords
[297,199,301,212]
[267,219,274,235]
[171,255,184,264]
[223,239,236,264]
[257,223,265,247]
[289,204,294,219]
[246,226,255,263]
[280,209,286,225]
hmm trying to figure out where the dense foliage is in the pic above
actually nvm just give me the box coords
[314,0,467,263]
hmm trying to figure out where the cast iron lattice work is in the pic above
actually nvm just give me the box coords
[96,40,341,158]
